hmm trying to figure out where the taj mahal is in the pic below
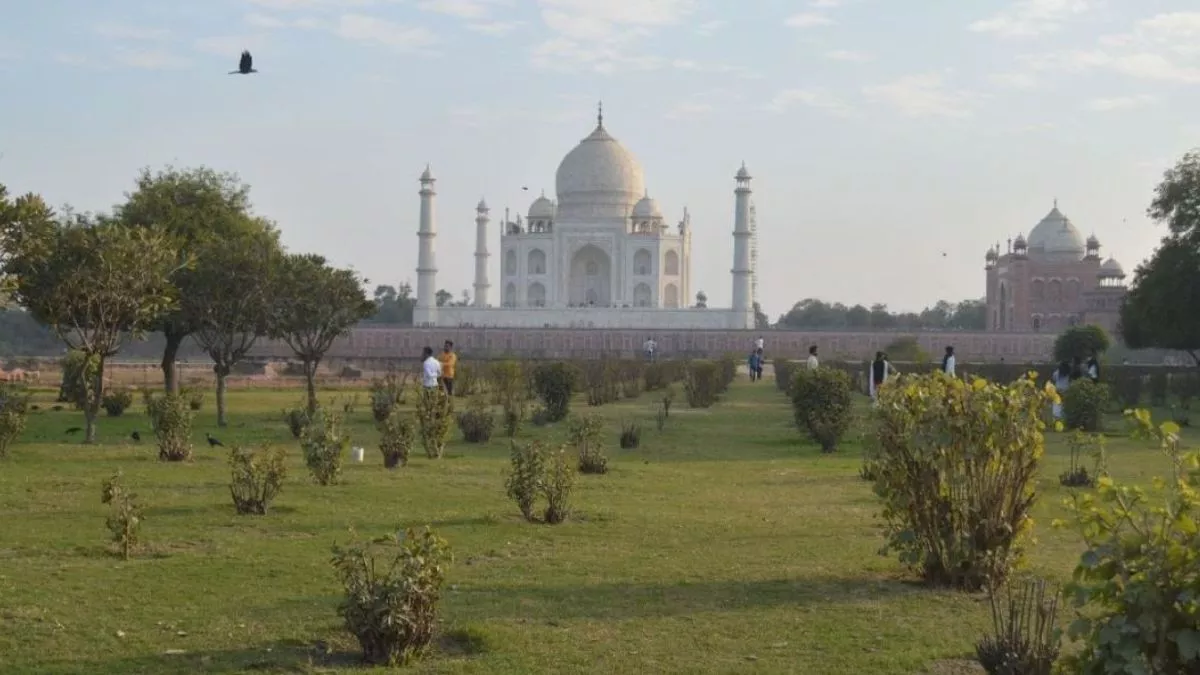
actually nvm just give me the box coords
[412,107,757,330]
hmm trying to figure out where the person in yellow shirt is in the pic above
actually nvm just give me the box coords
[437,340,458,396]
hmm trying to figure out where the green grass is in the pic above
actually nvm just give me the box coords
[0,380,1191,674]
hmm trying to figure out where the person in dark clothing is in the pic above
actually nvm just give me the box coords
[748,350,762,382]
[1085,350,1101,381]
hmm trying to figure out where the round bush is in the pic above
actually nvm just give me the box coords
[1063,379,1110,432]
[790,368,853,452]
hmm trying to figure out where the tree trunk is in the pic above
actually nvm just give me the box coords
[304,358,319,415]
[84,355,105,444]
[215,366,229,428]
[161,331,185,395]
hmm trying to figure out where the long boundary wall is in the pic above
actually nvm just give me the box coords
[247,327,1057,363]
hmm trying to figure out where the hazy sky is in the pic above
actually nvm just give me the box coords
[1,0,1197,318]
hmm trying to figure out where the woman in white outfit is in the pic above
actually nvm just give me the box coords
[1051,361,1071,420]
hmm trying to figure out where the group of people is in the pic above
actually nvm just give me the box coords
[1050,351,1102,420]
[748,340,818,382]
[420,341,458,395]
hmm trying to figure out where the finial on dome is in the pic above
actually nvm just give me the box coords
[597,100,603,128]
[1053,197,1058,209]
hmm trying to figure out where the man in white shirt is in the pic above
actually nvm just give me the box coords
[421,346,442,389]
[806,345,819,370]
[643,337,657,361]
[942,346,956,377]
[755,336,765,352]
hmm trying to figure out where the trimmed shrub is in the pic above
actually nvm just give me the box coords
[415,386,454,458]
[147,394,194,462]
[58,350,98,408]
[644,362,668,391]
[1059,430,1106,488]
[301,409,348,485]
[543,446,575,524]
[773,358,795,394]
[228,444,287,514]
[532,362,576,423]
[379,409,416,469]
[684,360,720,408]
[0,384,30,459]
[101,470,142,560]
[1062,378,1110,432]
[102,388,134,417]
[873,372,1055,590]
[456,397,495,444]
[185,388,205,411]
[619,420,641,449]
[332,526,451,667]
[569,414,607,474]
[790,367,854,452]
[370,373,408,424]
[1061,410,1198,674]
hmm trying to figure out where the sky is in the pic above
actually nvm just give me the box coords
[1,0,1198,319]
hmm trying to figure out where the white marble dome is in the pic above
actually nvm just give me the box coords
[555,121,645,210]
[1027,204,1086,260]
[528,194,555,219]
[632,193,662,219]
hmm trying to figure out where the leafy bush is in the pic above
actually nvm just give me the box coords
[379,409,416,469]
[456,397,494,443]
[301,410,348,485]
[369,372,408,424]
[504,440,575,524]
[684,360,720,408]
[489,360,527,437]
[975,579,1061,675]
[1062,378,1110,432]
[790,367,854,452]
[415,386,453,458]
[146,394,195,462]
[1052,324,1110,364]
[1060,410,1200,674]
[332,526,451,667]
[505,440,546,522]
[0,384,29,459]
[569,414,607,474]
[532,362,576,422]
[662,385,676,417]
[184,388,205,411]
[1059,430,1106,488]
[282,405,313,439]
[101,471,142,560]
[644,362,669,391]
[619,420,641,449]
[58,350,98,408]
[101,388,134,417]
[716,354,737,392]
[583,359,620,407]
[228,444,287,514]
[872,372,1055,590]
[530,405,551,427]
[543,446,575,524]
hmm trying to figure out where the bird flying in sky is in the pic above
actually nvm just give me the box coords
[230,51,257,75]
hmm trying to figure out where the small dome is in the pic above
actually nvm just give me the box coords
[632,193,662,219]
[528,194,555,219]
[1086,233,1100,248]
[736,163,751,180]
[985,247,998,261]
[476,198,489,211]
[1014,233,1027,249]
[1027,203,1086,260]
[1100,256,1125,278]
[420,165,434,182]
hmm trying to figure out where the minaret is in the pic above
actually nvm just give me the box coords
[414,165,438,326]
[731,163,754,326]
[473,198,490,308]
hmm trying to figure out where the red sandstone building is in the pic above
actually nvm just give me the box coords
[985,202,1127,335]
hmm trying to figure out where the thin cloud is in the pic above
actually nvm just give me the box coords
[785,13,834,28]
[93,21,170,41]
[969,0,1090,38]
[112,48,190,70]
[763,88,855,117]
[695,20,724,36]
[824,49,870,62]
[417,0,505,20]
[1083,94,1158,112]
[467,21,525,36]
[528,0,695,73]
[334,14,439,51]
[863,73,977,119]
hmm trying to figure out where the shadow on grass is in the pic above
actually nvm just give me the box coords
[463,574,924,620]
[30,630,490,675]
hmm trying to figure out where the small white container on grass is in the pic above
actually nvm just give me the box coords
[351,446,365,463]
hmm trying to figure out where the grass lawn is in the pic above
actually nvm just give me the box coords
[0,377,1190,674]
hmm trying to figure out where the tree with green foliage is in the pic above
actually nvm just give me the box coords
[1053,324,1111,364]
[114,166,258,394]
[1149,149,1200,244]
[1120,237,1200,366]
[190,223,283,427]
[270,254,375,414]
[0,198,180,442]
